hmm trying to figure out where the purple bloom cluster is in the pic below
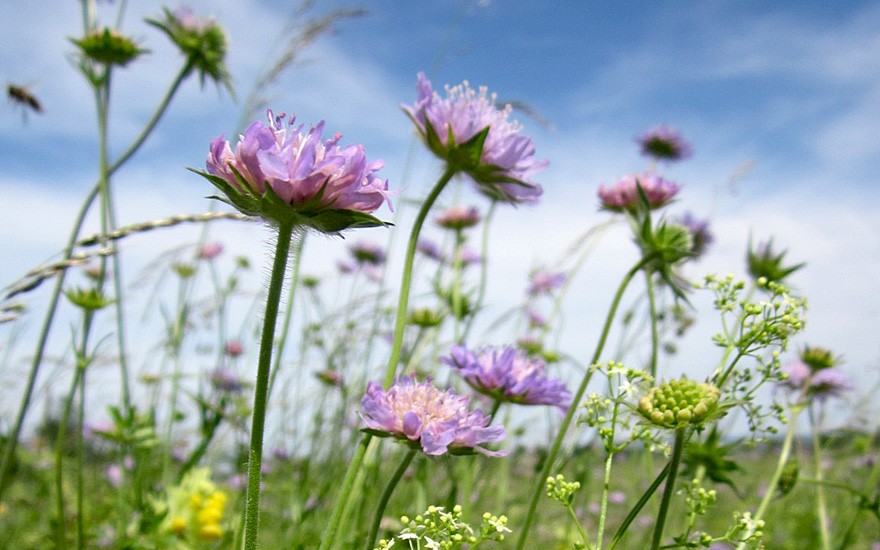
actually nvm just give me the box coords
[349,240,386,266]
[403,73,547,203]
[780,361,852,401]
[527,270,566,297]
[360,376,506,456]
[435,205,481,230]
[598,172,680,212]
[442,345,572,412]
[676,212,714,257]
[209,368,244,394]
[637,125,693,161]
[206,111,391,222]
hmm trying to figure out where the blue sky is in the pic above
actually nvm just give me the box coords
[2,1,879,430]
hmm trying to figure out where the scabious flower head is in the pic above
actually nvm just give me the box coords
[200,111,392,231]
[418,239,444,262]
[457,246,483,267]
[527,270,566,297]
[71,28,147,67]
[780,361,851,401]
[799,345,838,371]
[598,172,679,212]
[350,240,387,266]
[435,205,481,230]
[637,125,693,162]
[402,72,547,203]
[224,340,244,358]
[442,345,572,412]
[197,242,224,260]
[209,368,244,394]
[677,212,714,258]
[360,375,506,456]
[316,369,344,388]
[637,378,722,429]
[147,7,232,92]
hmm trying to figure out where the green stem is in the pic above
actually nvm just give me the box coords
[383,167,456,387]
[451,229,465,343]
[0,58,194,499]
[809,405,832,550]
[54,367,82,549]
[268,232,306,401]
[607,463,671,550]
[365,450,417,550]
[651,428,686,550]
[736,404,803,550]
[76,364,87,550]
[515,256,652,549]
[319,433,372,550]
[107,60,193,175]
[645,269,659,379]
[242,221,295,550]
[597,411,620,549]
[462,201,496,341]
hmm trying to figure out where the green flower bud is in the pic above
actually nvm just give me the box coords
[409,307,445,328]
[747,238,804,284]
[147,8,233,94]
[72,28,147,67]
[65,287,113,311]
[637,377,722,429]
[799,345,838,371]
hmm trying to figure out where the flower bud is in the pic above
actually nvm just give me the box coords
[72,28,147,66]
[637,377,722,429]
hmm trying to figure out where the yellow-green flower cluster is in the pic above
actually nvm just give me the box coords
[161,468,228,543]
[375,504,510,550]
[638,378,721,429]
[545,474,580,506]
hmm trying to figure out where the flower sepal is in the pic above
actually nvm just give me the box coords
[192,168,390,233]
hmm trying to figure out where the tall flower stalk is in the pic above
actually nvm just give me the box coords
[0,4,230,498]
[515,256,652,549]
[196,111,390,549]
[322,71,546,549]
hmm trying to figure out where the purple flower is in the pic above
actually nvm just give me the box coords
[435,205,481,230]
[224,340,244,358]
[780,361,852,401]
[197,242,224,260]
[525,308,547,328]
[402,73,547,203]
[349,240,386,266]
[637,125,693,161]
[442,344,572,412]
[203,111,391,230]
[598,172,679,212]
[676,212,713,257]
[528,270,566,296]
[457,246,483,267]
[417,239,444,262]
[359,375,506,456]
[106,464,123,487]
[210,368,244,393]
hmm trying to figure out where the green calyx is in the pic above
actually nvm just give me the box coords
[747,238,805,284]
[799,345,838,371]
[408,307,445,328]
[71,28,147,67]
[191,168,390,234]
[638,378,722,429]
[146,8,233,94]
[65,287,113,311]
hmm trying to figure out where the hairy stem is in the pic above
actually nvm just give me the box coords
[242,222,295,550]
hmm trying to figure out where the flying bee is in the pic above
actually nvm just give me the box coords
[7,83,43,122]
